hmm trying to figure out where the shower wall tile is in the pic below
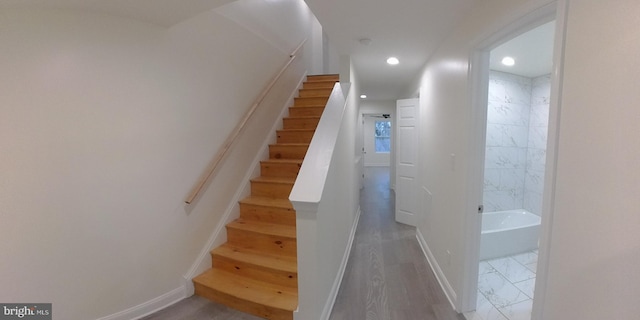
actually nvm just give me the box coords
[523,192,543,217]
[489,71,534,105]
[484,71,532,211]
[524,170,545,193]
[484,190,516,212]
[523,74,551,216]
[487,103,531,126]
[501,168,526,191]
[504,125,529,147]
[484,71,550,215]
[531,74,551,105]
[529,104,549,127]
[484,168,501,191]
[526,148,546,173]
[527,126,548,149]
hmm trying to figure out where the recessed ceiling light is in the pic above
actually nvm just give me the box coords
[501,56,515,66]
[386,57,399,65]
[360,94,367,99]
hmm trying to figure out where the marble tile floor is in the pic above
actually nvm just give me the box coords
[464,250,538,320]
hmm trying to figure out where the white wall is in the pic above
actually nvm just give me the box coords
[407,0,640,317]
[408,0,555,307]
[539,1,640,319]
[0,1,319,319]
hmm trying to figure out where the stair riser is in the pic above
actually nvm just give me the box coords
[250,181,293,198]
[282,117,320,130]
[227,228,297,256]
[307,75,339,82]
[239,203,296,226]
[276,131,314,144]
[260,162,301,178]
[269,145,308,159]
[298,89,332,97]
[288,107,324,117]
[194,283,293,320]
[294,97,328,107]
[302,81,336,89]
[212,257,298,288]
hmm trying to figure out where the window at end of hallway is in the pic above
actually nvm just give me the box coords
[375,121,391,153]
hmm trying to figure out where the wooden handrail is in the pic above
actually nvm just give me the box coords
[184,39,307,204]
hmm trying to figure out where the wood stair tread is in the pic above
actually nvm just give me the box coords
[251,176,296,184]
[306,74,339,81]
[261,159,303,164]
[290,104,327,108]
[277,129,315,132]
[193,269,297,311]
[213,244,297,273]
[284,116,321,119]
[227,219,296,238]
[239,196,293,209]
[269,143,310,146]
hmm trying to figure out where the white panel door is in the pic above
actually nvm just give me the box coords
[395,98,419,226]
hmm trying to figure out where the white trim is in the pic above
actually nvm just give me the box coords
[320,206,361,320]
[531,1,568,318]
[97,286,186,320]
[183,73,307,284]
[416,229,457,310]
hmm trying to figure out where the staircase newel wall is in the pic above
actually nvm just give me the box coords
[291,80,361,320]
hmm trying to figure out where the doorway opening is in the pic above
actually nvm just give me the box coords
[472,20,555,320]
[363,113,392,167]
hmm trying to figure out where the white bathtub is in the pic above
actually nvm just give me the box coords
[479,209,541,260]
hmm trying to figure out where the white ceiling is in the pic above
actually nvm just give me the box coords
[1,0,553,99]
[489,21,556,78]
[305,0,479,101]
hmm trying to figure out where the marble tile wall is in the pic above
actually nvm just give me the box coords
[523,75,551,215]
[484,71,550,215]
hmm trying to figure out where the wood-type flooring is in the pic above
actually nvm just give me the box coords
[142,167,465,320]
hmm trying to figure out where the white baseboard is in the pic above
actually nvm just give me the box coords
[319,206,361,320]
[415,229,458,310]
[97,286,186,320]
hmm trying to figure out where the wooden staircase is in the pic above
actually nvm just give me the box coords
[193,74,339,320]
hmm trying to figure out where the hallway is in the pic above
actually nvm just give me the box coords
[329,167,464,320]
[143,167,464,320]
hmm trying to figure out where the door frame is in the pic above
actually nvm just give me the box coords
[460,1,567,317]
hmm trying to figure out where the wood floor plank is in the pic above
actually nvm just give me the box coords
[328,167,465,320]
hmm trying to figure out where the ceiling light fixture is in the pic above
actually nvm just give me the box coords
[386,57,399,65]
[360,94,367,99]
[501,56,515,66]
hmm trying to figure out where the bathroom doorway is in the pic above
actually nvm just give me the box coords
[472,21,555,320]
